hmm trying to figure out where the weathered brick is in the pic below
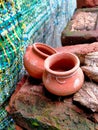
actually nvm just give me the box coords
[7,76,98,130]
[85,0,98,7]
[77,0,98,8]
[61,7,98,46]
[56,42,98,54]
[77,0,87,8]
[56,42,98,65]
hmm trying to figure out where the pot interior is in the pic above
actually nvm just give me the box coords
[50,58,76,72]
[36,45,56,56]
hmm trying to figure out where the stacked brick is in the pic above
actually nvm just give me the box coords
[61,1,98,46]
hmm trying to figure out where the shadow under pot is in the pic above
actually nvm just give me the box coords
[42,52,84,96]
[23,43,57,79]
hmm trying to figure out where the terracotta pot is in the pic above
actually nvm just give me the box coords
[43,52,84,96]
[23,43,57,79]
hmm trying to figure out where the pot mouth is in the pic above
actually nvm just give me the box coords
[33,43,57,58]
[44,52,80,76]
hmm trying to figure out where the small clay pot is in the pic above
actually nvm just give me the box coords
[23,43,57,79]
[43,52,84,96]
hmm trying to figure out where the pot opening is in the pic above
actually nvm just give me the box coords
[50,58,76,72]
[34,43,56,57]
[37,46,55,55]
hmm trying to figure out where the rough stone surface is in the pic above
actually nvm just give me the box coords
[71,12,97,31]
[94,113,98,123]
[61,8,98,46]
[81,51,98,82]
[73,81,98,112]
[7,75,98,130]
[83,52,98,66]
[82,66,98,82]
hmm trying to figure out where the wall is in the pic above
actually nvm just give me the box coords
[22,0,77,48]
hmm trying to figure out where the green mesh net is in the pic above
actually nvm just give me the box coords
[0,1,24,129]
[0,0,24,105]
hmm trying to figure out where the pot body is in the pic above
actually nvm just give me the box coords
[23,43,57,79]
[43,52,84,96]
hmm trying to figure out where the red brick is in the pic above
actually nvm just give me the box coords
[56,42,98,54]
[7,76,98,129]
[77,0,98,8]
[85,0,98,7]
[56,42,98,65]
[77,0,86,8]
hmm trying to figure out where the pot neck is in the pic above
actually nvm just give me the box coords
[33,43,48,58]
[44,52,80,77]
[33,43,56,59]
[47,67,80,79]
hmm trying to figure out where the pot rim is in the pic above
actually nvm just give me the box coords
[33,42,57,58]
[44,52,80,76]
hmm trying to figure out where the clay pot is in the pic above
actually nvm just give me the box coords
[23,43,57,79]
[43,52,84,96]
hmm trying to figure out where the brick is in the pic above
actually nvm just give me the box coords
[77,0,98,8]
[77,0,86,8]
[56,42,98,54]
[85,0,98,7]
[55,42,98,65]
[7,76,98,130]
[61,7,98,46]
[15,125,24,130]
[56,42,98,65]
